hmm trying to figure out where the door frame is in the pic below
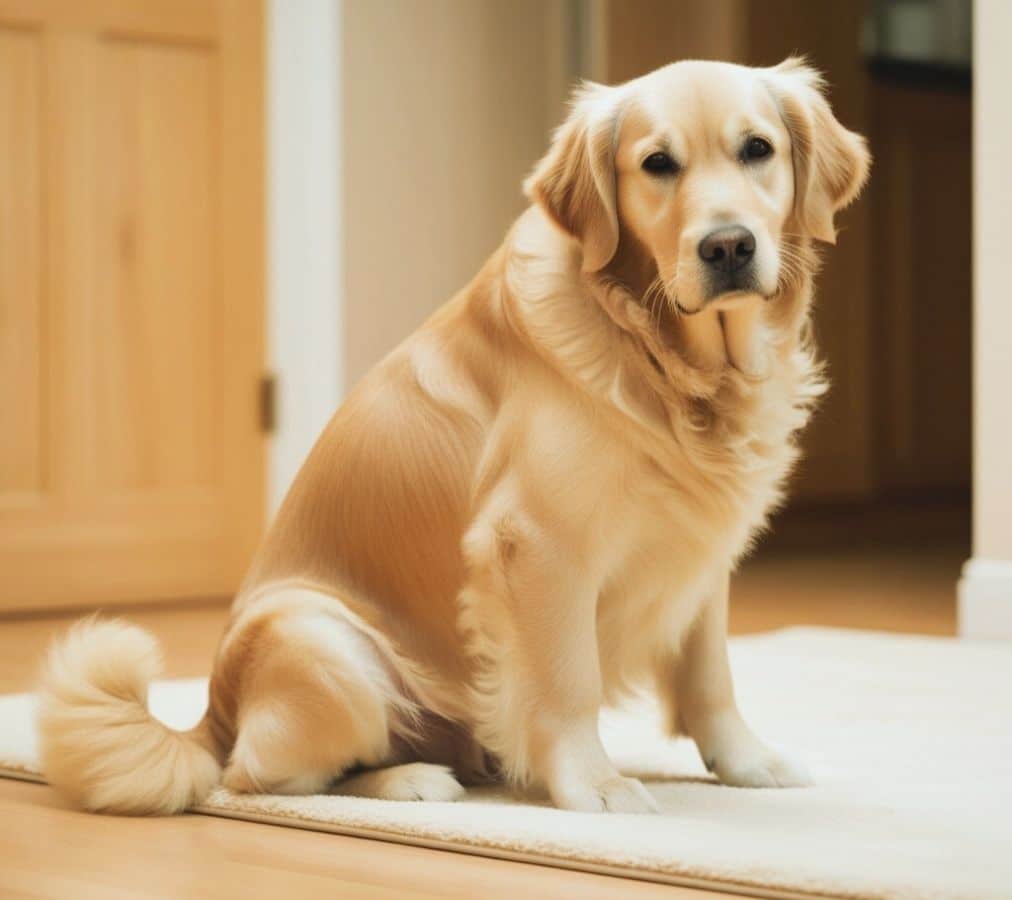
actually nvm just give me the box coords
[266,0,343,516]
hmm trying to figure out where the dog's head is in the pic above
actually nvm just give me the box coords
[525,58,869,315]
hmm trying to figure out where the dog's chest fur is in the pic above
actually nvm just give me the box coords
[591,375,806,698]
[506,225,819,697]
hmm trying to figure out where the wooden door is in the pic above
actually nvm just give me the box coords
[871,80,972,497]
[0,0,265,612]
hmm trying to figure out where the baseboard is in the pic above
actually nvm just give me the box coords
[958,559,1012,638]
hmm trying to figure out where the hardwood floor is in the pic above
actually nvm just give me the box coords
[0,540,962,899]
[730,541,960,637]
[0,778,698,900]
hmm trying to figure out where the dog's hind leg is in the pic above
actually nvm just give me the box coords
[333,763,464,801]
[218,588,462,800]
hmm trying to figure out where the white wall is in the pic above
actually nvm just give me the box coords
[958,0,1012,638]
[266,1,581,510]
[266,0,343,514]
[341,0,569,385]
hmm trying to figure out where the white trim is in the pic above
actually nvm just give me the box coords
[266,0,343,516]
[958,559,1012,639]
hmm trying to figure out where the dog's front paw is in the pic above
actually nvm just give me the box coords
[707,743,813,789]
[553,774,659,814]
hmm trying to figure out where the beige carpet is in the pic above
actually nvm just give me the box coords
[1,627,1009,900]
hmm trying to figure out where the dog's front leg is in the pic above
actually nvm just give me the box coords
[659,570,813,788]
[461,514,657,813]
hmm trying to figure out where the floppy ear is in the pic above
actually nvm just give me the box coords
[523,83,622,272]
[765,58,870,244]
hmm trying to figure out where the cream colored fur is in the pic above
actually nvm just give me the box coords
[37,58,869,815]
[36,619,220,814]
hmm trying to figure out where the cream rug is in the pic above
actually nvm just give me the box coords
[1,627,1009,900]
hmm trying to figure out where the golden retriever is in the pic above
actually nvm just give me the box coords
[37,57,869,815]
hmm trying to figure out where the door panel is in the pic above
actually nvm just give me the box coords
[0,1,264,611]
[873,83,971,495]
[0,29,44,501]
[95,40,218,493]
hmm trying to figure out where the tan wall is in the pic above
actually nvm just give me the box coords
[605,0,747,82]
[974,0,1012,561]
[342,0,567,386]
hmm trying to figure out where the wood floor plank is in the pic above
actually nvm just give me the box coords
[0,779,723,899]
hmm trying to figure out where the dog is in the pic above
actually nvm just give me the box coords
[38,57,868,815]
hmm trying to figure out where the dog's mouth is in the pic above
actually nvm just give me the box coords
[675,288,770,317]
[662,286,771,379]
[668,245,778,316]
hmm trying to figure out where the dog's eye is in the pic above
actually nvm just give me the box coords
[743,137,773,161]
[642,151,678,175]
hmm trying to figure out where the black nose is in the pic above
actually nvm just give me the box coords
[698,226,756,273]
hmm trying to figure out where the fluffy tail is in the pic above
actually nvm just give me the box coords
[36,618,221,815]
